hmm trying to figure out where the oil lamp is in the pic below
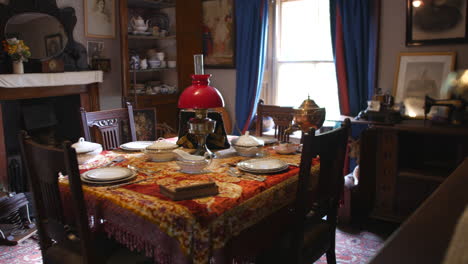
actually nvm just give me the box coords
[178,54,224,156]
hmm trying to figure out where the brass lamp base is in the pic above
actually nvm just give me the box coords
[188,109,216,156]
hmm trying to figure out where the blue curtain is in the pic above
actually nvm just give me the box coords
[234,0,269,135]
[330,0,379,116]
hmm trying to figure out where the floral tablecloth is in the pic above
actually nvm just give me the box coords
[59,147,319,264]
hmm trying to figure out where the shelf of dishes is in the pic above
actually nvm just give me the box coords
[130,50,176,71]
[130,67,176,73]
[130,82,178,95]
[128,0,175,9]
[128,34,176,40]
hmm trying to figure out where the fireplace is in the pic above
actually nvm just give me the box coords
[2,96,83,192]
[0,71,102,192]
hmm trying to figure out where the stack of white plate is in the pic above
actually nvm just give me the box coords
[81,167,136,184]
[120,141,154,151]
[237,158,289,174]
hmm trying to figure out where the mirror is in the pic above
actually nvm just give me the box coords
[5,13,68,60]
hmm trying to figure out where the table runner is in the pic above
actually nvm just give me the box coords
[60,148,319,263]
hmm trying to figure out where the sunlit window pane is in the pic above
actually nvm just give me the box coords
[279,0,333,61]
[276,62,340,119]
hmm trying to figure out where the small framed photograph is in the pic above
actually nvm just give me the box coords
[87,40,104,64]
[406,0,468,46]
[393,52,456,118]
[85,0,116,38]
[44,33,63,57]
[202,0,235,68]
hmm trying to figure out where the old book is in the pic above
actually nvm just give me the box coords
[159,182,219,201]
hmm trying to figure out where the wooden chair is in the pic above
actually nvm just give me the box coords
[19,131,149,264]
[255,99,294,142]
[80,102,137,150]
[19,131,99,263]
[257,118,351,264]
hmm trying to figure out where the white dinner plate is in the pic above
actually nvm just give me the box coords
[255,137,278,145]
[237,158,289,174]
[120,141,154,151]
[81,174,136,185]
[81,167,135,182]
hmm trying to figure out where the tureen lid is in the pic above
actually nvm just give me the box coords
[147,138,178,150]
[71,137,102,154]
[298,95,321,110]
[235,131,264,147]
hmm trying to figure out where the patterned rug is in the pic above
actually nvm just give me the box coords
[0,225,390,264]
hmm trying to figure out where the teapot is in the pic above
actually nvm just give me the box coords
[130,16,149,32]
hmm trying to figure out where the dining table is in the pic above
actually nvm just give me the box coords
[58,139,320,264]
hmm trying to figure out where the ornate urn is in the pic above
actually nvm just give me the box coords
[293,96,326,133]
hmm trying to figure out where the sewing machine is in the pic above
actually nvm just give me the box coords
[424,95,467,125]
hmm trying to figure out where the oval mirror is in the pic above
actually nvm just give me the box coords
[4,13,68,60]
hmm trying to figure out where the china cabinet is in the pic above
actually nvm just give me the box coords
[119,0,203,132]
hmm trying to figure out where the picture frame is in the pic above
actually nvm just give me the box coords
[406,0,468,46]
[44,33,63,57]
[91,58,111,72]
[84,0,116,38]
[393,52,456,118]
[87,40,104,65]
[202,0,235,68]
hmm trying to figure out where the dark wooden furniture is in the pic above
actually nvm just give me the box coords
[369,158,468,264]
[80,102,137,150]
[358,120,468,222]
[19,131,96,263]
[255,99,295,142]
[19,131,145,264]
[119,0,203,132]
[0,74,101,191]
[258,119,351,264]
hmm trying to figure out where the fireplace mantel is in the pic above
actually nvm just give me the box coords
[0,71,103,189]
[0,71,103,100]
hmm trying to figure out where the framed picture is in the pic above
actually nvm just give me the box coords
[393,52,456,118]
[406,0,468,46]
[84,0,116,38]
[202,0,235,68]
[44,34,63,57]
[91,58,111,72]
[87,40,104,64]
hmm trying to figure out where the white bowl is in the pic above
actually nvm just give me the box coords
[273,143,299,155]
[143,148,177,162]
[176,159,210,174]
[231,138,264,157]
[148,60,161,68]
[76,147,102,164]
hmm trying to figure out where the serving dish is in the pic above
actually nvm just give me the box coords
[71,137,103,164]
[120,141,153,151]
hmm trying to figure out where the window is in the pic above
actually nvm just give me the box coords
[262,0,340,119]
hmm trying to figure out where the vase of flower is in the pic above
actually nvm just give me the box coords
[2,38,31,74]
[12,60,24,74]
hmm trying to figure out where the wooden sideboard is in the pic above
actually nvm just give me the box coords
[357,120,468,222]
[0,71,102,190]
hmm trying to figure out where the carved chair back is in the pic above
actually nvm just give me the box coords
[80,102,137,150]
[255,99,295,142]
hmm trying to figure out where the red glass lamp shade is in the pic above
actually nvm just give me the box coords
[178,74,224,109]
